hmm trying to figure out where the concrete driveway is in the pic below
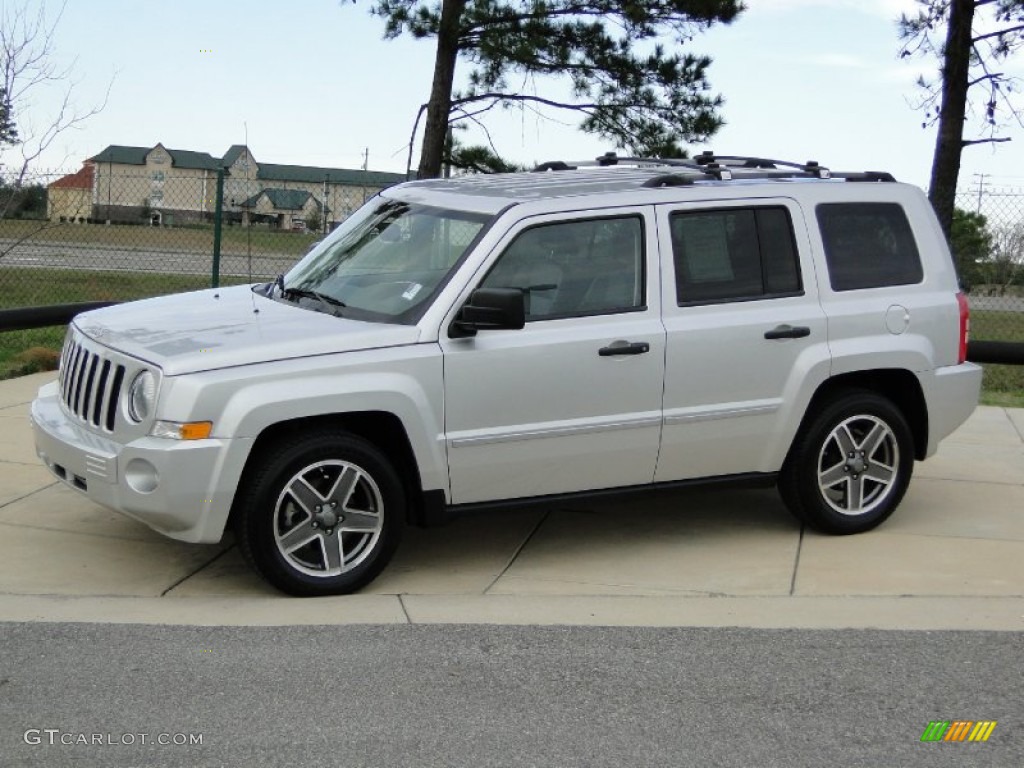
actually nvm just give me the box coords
[1,371,1022,630]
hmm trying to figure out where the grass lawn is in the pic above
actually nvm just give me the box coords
[0,268,252,378]
[0,326,66,378]
[0,218,319,256]
[972,309,1024,343]
[0,267,227,310]
[971,310,1024,406]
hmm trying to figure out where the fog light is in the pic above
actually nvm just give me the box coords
[150,420,213,440]
[124,458,159,494]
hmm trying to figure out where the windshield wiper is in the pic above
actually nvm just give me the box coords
[281,285,347,316]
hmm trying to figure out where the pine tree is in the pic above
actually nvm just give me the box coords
[365,0,744,178]
[0,86,17,146]
[899,0,1024,239]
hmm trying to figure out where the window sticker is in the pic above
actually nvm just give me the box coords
[401,283,423,301]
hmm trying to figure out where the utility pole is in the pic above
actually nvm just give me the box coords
[362,148,369,172]
[973,173,987,214]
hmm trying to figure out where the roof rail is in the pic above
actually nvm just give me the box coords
[530,152,896,183]
[533,153,692,172]
[692,152,835,179]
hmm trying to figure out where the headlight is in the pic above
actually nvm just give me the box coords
[127,370,157,422]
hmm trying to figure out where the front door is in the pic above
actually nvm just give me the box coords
[441,209,665,504]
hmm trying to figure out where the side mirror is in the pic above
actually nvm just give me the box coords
[451,287,525,336]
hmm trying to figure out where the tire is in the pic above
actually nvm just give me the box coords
[779,390,914,535]
[235,430,404,596]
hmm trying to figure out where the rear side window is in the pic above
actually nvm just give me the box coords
[816,203,923,291]
[670,207,802,304]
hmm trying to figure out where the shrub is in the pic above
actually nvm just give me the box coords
[14,346,60,371]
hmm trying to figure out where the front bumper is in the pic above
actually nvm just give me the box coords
[30,381,248,543]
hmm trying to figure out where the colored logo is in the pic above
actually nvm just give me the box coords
[920,720,997,742]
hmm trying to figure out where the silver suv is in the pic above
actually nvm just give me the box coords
[31,154,983,595]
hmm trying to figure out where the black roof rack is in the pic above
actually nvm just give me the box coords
[533,160,577,172]
[531,152,896,183]
[642,174,695,188]
[832,171,897,183]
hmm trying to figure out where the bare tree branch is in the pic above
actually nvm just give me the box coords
[0,0,111,257]
[973,23,1024,43]
[450,105,503,158]
[962,136,1013,145]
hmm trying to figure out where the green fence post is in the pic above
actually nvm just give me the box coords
[211,168,225,288]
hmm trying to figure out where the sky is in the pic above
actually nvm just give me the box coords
[6,0,1024,194]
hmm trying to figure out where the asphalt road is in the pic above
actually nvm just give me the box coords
[1,623,1020,768]
[0,239,294,280]
[970,295,1024,312]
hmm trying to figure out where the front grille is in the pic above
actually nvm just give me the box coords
[58,335,126,432]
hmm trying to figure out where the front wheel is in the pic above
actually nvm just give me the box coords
[235,431,404,596]
[779,390,914,535]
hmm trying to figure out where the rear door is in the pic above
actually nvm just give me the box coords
[654,198,832,481]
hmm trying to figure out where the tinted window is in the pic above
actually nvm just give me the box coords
[480,217,644,320]
[671,207,802,304]
[816,203,923,291]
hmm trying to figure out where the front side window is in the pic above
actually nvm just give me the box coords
[282,199,490,323]
[671,207,802,304]
[816,203,923,291]
[478,216,644,320]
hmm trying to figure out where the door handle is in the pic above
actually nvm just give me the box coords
[764,324,811,340]
[599,341,650,356]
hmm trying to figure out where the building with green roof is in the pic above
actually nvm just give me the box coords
[236,188,323,230]
[80,142,405,229]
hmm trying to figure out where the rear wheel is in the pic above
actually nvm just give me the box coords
[779,390,914,534]
[235,430,404,596]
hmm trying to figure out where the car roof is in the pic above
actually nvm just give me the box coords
[383,154,902,216]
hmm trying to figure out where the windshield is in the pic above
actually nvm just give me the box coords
[279,199,491,323]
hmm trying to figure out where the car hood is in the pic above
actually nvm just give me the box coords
[73,285,422,376]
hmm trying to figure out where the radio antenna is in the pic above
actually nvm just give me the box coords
[245,121,253,287]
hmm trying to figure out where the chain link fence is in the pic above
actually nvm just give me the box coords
[0,167,386,310]
[953,187,1023,400]
[4,170,1022,319]
[1,170,1022,390]
[953,187,1024,339]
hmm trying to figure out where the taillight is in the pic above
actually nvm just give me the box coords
[956,291,970,364]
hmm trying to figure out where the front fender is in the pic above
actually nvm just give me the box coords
[157,343,448,496]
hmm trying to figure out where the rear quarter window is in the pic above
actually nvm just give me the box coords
[816,203,923,291]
